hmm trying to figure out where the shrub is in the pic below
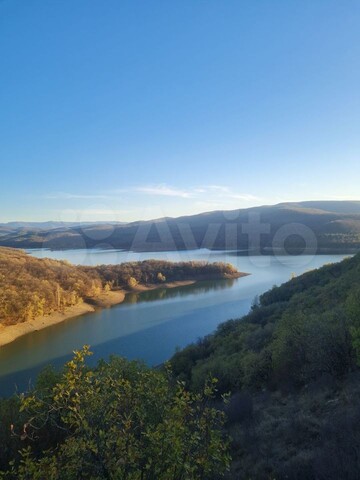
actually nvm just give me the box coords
[1,347,231,480]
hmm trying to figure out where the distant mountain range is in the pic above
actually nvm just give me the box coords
[1,201,360,254]
[0,221,126,230]
[0,221,126,238]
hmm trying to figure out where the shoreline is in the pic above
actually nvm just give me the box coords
[0,302,97,348]
[0,276,245,348]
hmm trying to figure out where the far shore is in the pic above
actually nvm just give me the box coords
[0,275,247,348]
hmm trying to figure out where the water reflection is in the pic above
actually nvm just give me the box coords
[0,278,237,383]
[124,279,236,305]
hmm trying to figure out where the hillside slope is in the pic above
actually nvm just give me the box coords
[1,201,360,253]
[170,253,360,479]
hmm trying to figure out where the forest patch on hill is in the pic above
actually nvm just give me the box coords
[0,247,241,326]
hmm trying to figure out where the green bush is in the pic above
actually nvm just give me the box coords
[1,347,230,480]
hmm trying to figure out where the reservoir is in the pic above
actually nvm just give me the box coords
[0,249,349,396]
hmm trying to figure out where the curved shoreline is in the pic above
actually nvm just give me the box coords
[0,277,246,348]
[0,302,97,348]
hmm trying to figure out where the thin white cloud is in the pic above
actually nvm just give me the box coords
[44,185,262,203]
[134,184,261,202]
[196,186,261,202]
[135,185,194,198]
[41,185,264,222]
[45,192,110,200]
[225,193,262,201]
[205,185,232,193]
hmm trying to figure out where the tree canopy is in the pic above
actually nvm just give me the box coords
[0,247,240,326]
[0,347,230,479]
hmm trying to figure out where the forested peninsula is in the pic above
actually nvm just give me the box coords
[0,247,244,346]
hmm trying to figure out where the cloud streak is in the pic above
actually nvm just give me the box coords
[42,185,264,221]
[44,185,260,202]
[133,184,262,202]
[44,192,110,200]
[135,185,193,198]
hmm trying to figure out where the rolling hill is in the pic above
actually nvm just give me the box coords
[1,201,360,253]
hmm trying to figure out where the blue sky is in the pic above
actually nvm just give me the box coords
[1,0,359,222]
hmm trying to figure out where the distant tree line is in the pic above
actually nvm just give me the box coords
[88,260,239,290]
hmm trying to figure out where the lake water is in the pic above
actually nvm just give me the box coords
[0,249,349,396]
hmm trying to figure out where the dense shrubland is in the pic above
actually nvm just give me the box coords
[0,247,239,326]
[171,254,360,392]
[170,253,360,478]
[0,348,230,479]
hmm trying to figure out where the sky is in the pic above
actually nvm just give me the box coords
[0,0,360,222]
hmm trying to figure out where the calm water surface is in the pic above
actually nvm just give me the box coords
[0,249,349,396]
